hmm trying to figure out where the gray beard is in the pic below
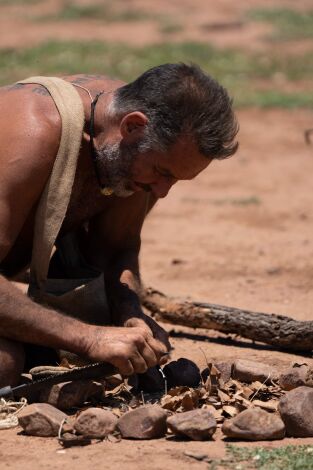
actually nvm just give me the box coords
[95,142,135,198]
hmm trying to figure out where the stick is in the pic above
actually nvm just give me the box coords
[142,288,313,352]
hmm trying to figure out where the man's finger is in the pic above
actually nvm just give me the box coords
[137,342,158,369]
[146,335,169,359]
[116,359,134,376]
[130,351,149,374]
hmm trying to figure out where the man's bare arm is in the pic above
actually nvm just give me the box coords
[85,192,170,353]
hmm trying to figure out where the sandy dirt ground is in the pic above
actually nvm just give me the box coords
[0,0,313,468]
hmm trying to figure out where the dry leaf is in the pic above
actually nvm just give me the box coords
[250,381,264,391]
[217,389,230,403]
[241,386,253,400]
[222,405,238,417]
[161,387,200,411]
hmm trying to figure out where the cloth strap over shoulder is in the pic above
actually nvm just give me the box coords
[17,76,85,295]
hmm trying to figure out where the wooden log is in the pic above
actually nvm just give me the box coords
[142,288,313,352]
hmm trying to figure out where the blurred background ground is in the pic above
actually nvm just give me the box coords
[0,0,312,468]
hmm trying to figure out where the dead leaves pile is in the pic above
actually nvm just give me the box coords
[159,363,283,425]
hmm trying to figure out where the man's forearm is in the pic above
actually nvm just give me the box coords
[104,250,145,323]
[0,275,92,355]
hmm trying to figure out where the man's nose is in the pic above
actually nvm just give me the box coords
[151,176,177,198]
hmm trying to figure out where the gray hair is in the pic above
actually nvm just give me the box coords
[111,63,239,159]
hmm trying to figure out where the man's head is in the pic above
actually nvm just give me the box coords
[96,63,239,197]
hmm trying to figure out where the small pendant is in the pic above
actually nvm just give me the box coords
[101,187,114,196]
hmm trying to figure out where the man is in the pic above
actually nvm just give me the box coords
[0,63,238,387]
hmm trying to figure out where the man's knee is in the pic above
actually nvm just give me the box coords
[0,338,25,387]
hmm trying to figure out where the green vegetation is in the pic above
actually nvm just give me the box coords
[213,196,261,206]
[248,8,313,40]
[0,0,39,4]
[0,40,312,108]
[37,1,152,22]
[211,444,313,470]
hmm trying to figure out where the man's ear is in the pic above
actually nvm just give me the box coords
[120,112,148,143]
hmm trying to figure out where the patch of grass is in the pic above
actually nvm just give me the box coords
[237,90,313,109]
[37,1,152,22]
[248,8,313,40]
[215,444,313,470]
[0,40,312,108]
[0,0,39,4]
[213,196,261,206]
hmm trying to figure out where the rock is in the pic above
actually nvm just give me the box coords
[279,364,309,391]
[74,407,118,438]
[232,359,278,383]
[163,358,201,389]
[167,409,217,440]
[215,362,233,384]
[18,403,67,437]
[222,408,285,440]
[278,386,313,437]
[117,405,167,439]
[136,367,165,393]
[39,380,103,410]
[305,368,313,387]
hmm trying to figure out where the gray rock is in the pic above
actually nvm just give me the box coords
[215,361,233,384]
[74,407,118,438]
[279,364,309,391]
[222,408,285,440]
[278,386,313,437]
[117,405,167,439]
[39,380,103,410]
[18,403,67,437]
[167,409,217,441]
[232,359,278,383]
[163,358,201,389]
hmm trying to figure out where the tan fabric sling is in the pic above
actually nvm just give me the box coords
[18,77,109,325]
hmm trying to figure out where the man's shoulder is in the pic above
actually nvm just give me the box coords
[0,80,61,154]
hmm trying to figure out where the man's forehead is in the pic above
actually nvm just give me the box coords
[157,137,211,180]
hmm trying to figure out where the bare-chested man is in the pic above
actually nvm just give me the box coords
[0,63,238,387]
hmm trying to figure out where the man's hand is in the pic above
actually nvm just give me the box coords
[122,314,171,365]
[85,325,169,376]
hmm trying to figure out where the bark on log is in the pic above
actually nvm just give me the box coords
[142,288,313,352]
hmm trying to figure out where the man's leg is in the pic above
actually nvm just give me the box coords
[0,337,25,387]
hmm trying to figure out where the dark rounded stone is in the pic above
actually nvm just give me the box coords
[163,358,201,389]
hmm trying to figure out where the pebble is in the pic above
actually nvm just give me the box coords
[117,405,168,439]
[278,386,313,437]
[74,407,118,438]
[167,408,217,440]
[215,361,233,384]
[39,380,103,410]
[232,359,278,383]
[18,403,67,437]
[222,408,285,440]
[163,358,201,388]
[279,364,309,391]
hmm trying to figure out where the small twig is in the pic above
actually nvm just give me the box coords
[199,347,210,368]
[158,367,168,396]
[141,390,145,405]
[249,373,271,402]
[58,418,67,440]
